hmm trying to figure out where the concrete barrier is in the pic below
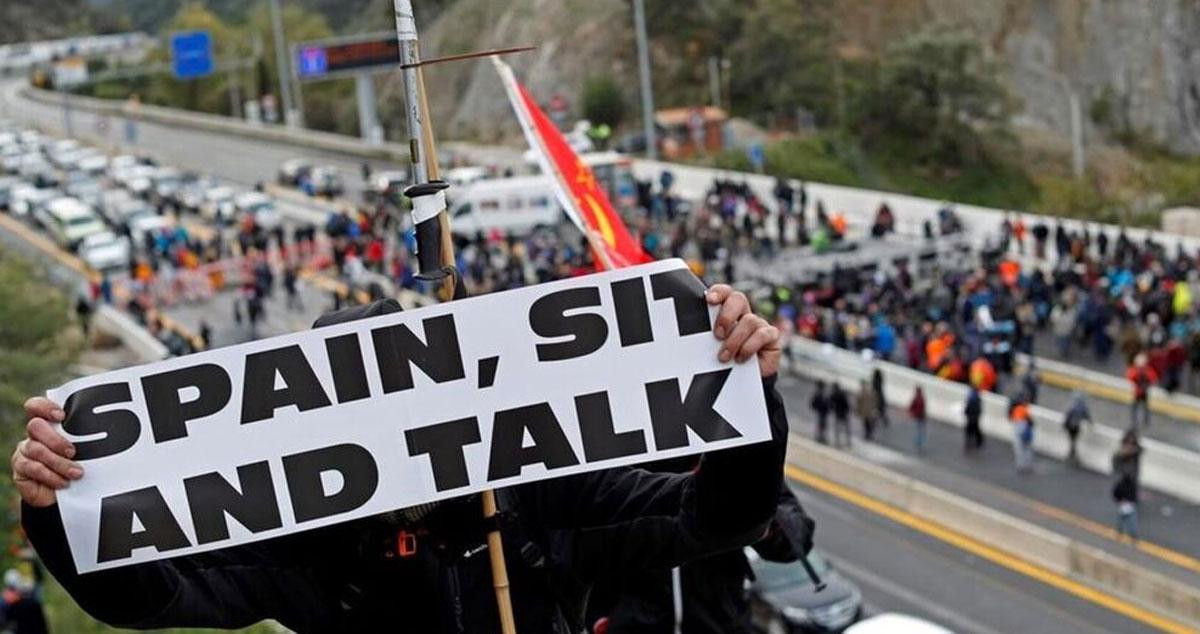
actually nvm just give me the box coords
[92,305,169,362]
[789,435,1200,630]
[789,338,1200,504]
[1019,353,1200,425]
[631,159,1200,257]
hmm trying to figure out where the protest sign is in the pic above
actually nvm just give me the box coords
[47,259,771,573]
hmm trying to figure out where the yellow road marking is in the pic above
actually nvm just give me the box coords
[1027,500,1200,576]
[942,459,1200,577]
[784,464,1197,634]
[1040,368,1200,424]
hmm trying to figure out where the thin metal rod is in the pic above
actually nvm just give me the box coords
[399,45,536,69]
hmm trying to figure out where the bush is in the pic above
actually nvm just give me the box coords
[581,75,625,129]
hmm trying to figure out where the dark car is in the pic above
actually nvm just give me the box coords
[747,548,863,633]
[277,158,313,186]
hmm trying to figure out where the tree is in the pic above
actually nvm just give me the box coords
[582,75,626,129]
[856,28,1011,168]
[725,0,835,124]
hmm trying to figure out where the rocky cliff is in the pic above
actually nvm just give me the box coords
[396,0,1200,155]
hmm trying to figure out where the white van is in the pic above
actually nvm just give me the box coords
[449,176,563,237]
[43,197,106,251]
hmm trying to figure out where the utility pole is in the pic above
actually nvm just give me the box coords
[1067,87,1084,179]
[707,56,721,109]
[267,0,296,127]
[632,0,656,160]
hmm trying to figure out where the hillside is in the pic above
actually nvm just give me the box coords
[0,0,119,45]
[405,0,1200,157]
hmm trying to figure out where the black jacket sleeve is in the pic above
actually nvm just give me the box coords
[21,503,328,630]
[519,377,789,582]
[751,484,815,562]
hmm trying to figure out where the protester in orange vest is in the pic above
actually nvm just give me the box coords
[969,356,997,392]
[1125,353,1157,428]
[1009,396,1034,473]
[998,259,1020,287]
[830,212,847,238]
[925,324,954,371]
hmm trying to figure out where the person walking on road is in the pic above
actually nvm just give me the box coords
[963,386,984,452]
[856,380,878,441]
[1009,395,1035,473]
[1050,296,1078,358]
[830,382,851,448]
[810,381,830,444]
[1126,353,1157,429]
[908,387,927,453]
[1020,360,1040,404]
[1111,430,1142,542]
[284,264,303,312]
[1062,391,1092,463]
[872,368,889,427]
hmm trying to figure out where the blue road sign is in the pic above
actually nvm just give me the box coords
[297,46,329,79]
[171,30,214,80]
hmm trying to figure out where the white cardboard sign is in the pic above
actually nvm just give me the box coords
[47,259,770,573]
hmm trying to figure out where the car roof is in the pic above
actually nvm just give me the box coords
[47,197,94,218]
[844,613,954,634]
[82,231,120,244]
[235,192,272,204]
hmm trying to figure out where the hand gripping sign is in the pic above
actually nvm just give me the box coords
[48,260,771,573]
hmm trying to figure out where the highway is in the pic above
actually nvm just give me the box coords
[0,80,524,202]
[2,83,1197,633]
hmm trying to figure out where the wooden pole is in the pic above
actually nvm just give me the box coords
[393,3,516,631]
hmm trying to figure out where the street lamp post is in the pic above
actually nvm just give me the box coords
[632,0,656,160]
[267,0,297,127]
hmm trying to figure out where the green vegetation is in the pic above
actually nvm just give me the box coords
[582,75,626,129]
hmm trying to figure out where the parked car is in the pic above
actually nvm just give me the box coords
[233,192,281,230]
[448,175,563,237]
[305,165,344,197]
[0,175,18,209]
[18,158,58,188]
[173,176,218,214]
[124,207,170,243]
[64,178,105,209]
[199,185,237,224]
[277,158,312,186]
[110,197,156,225]
[365,170,409,202]
[150,167,185,207]
[9,185,59,220]
[98,188,136,224]
[42,197,106,251]
[746,548,863,634]
[78,231,131,273]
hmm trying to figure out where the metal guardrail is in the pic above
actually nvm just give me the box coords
[790,337,1200,504]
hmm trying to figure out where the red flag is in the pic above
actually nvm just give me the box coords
[493,58,650,270]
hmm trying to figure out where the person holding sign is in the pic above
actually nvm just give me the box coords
[13,276,789,634]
